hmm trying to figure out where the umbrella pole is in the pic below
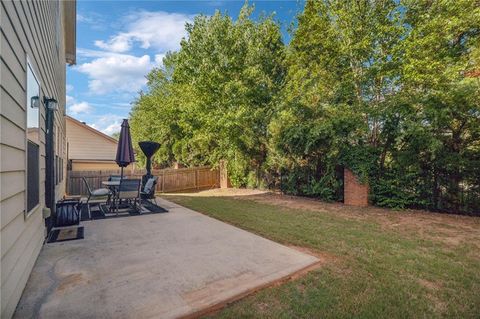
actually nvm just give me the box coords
[120,167,124,180]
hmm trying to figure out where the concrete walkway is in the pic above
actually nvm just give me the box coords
[14,198,319,319]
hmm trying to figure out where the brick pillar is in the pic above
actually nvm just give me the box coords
[344,168,369,207]
[219,160,231,189]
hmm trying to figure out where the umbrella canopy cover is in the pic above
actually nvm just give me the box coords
[116,119,135,167]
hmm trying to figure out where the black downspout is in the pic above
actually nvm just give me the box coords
[45,106,55,231]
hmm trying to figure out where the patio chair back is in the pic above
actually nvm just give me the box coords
[108,175,122,182]
[143,177,157,197]
[118,179,141,200]
[82,177,93,196]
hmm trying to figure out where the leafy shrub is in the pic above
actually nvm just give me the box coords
[371,170,427,209]
[301,175,340,201]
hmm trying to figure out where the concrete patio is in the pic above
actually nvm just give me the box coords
[14,197,319,319]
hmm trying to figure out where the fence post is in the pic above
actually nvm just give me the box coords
[219,160,231,188]
[195,169,198,189]
[161,171,165,193]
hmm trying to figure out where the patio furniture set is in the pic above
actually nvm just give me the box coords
[82,175,158,219]
[53,121,163,227]
[79,123,162,220]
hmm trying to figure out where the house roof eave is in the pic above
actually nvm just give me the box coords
[63,0,76,65]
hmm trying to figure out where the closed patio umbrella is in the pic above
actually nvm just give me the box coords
[116,119,135,179]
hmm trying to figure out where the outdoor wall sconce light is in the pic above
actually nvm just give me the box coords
[43,96,58,110]
[30,96,40,109]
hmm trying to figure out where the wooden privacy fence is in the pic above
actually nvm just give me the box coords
[67,166,220,196]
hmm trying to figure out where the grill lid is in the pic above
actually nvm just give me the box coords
[138,141,160,158]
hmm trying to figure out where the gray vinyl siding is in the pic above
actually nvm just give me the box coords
[0,1,68,318]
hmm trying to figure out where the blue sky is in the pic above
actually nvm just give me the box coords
[67,0,304,135]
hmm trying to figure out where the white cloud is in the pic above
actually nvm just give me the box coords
[95,35,131,53]
[100,122,122,136]
[77,12,107,31]
[76,13,91,23]
[154,54,166,66]
[89,114,123,135]
[66,95,74,105]
[94,11,192,53]
[76,48,132,60]
[88,101,132,111]
[75,54,154,95]
[68,101,93,115]
[66,84,74,93]
[75,11,189,96]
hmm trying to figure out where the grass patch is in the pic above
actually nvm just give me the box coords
[164,195,480,318]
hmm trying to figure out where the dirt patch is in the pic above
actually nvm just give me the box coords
[287,245,339,265]
[417,279,447,314]
[255,299,284,314]
[418,278,442,291]
[166,188,269,197]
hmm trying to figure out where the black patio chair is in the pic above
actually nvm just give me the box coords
[82,177,111,219]
[141,176,158,205]
[116,179,142,215]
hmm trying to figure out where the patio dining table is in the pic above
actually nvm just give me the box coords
[101,180,143,214]
[102,180,120,188]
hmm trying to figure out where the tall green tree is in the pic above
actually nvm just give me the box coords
[269,0,405,200]
[269,0,480,212]
[395,0,480,212]
[131,4,285,185]
[130,56,183,168]
[131,0,480,213]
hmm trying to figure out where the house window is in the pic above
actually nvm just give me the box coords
[60,157,63,182]
[55,155,59,185]
[26,61,40,214]
[53,124,64,184]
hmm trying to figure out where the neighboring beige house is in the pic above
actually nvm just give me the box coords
[66,116,133,171]
[0,1,76,318]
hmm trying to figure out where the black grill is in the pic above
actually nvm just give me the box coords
[138,141,161,187]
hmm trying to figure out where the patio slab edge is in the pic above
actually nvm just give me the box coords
[180,258,323,319]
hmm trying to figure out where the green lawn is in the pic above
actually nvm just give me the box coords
[164,194,480,319]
